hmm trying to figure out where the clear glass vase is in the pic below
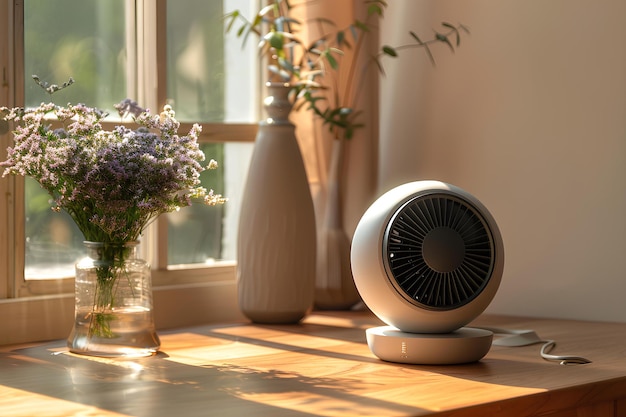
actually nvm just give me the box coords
[67,241,160,357]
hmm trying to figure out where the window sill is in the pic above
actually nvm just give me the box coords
[0,275,242,346]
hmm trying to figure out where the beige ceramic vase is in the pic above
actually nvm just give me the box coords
[314,138,360,309]
[237,82,317,323]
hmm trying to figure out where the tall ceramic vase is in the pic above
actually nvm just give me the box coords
[314,138,361,309]
[237,82,317,324]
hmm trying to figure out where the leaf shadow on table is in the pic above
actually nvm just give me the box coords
[0,341,433,417]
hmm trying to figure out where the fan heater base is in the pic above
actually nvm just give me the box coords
[366,326,493,365]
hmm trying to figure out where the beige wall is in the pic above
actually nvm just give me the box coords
[378,0,626,322]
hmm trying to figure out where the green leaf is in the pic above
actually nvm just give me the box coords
[224,11,239,33]
[309,47,322,56]
[409,31,423,44]
[365,0,387,15]
[441,22,461,46]
[279,69,291,81]
[268,32,284,50]
[276,16,301,30]
[367,4,383,16]
[424,44,436,66]
[325,52,339,70]
[435,32,455,52]
[349,24,359,41]
[337,37,352,49]
[258,4,275,17]
[382,45,397,57]
[354,20,369,32]
[410,32,435,66]
[372,56,386,76]
[336,31,345,46]
[278,56,294,73]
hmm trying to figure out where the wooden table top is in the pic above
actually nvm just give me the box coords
[0,311,625,417]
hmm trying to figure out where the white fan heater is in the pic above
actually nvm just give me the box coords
[351,181,504,364]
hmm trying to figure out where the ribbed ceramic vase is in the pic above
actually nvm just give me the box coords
[237,82,317,324]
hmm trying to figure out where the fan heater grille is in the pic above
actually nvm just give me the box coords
[384,193,495,311]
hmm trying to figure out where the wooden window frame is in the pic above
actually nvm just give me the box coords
[0,0,255,345]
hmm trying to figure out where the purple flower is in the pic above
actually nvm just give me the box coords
[1,102,224,243]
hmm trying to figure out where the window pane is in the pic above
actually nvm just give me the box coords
[166,0,258,266]
[166,0,224,122]
[24,0,127,112]
[23,0,127,279]
[25,178,84,279]
[166,142,253,265]
[166,143,225,265]
[166,0,259,123]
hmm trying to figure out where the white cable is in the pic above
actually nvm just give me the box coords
[477,327,591,365]
[539,340,591,365]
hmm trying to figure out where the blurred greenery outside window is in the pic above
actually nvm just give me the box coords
[22,0,256,280]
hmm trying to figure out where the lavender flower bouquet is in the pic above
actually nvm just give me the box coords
[1,95,225,341]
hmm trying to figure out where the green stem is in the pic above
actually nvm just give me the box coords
[87,243,132,338]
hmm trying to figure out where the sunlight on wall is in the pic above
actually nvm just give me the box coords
[378,0,626,322]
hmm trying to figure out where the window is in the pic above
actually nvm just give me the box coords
[164,0,258,267]
[22,0,128,280]
[0,0,258,344]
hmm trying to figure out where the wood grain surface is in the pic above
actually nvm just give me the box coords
[0,311,624,416]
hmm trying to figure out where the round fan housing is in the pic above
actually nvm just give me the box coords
[351,180,504,334]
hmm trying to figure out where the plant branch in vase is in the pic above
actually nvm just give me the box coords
[225,1,469,310]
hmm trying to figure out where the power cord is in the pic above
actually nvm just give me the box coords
[478,327,592,365]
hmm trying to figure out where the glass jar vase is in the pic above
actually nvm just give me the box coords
[67,241,160,357]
